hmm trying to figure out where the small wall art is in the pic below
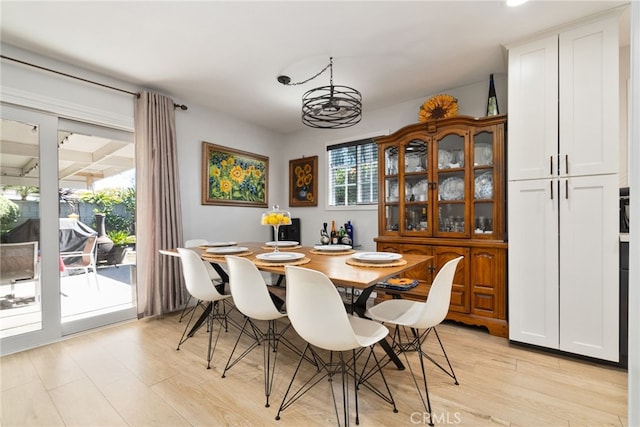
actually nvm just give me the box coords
[289,155,318,207]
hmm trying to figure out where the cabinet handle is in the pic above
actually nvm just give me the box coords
[565,180,569,199]
[565,154,569,175]
[550,156,553,175]
[550,181,554,199]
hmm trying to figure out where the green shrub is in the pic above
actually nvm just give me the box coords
[107,230,136,246]
[0,195,20,234]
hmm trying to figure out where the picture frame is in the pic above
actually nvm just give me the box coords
[201,142,268,207]
[289,155,318,207]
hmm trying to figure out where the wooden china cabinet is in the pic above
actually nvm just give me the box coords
[374,115,508,337]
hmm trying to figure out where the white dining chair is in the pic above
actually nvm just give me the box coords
[178,239,225,322]
[176,247,233,369]
[365,256,463,426]
[276,265,397,425]
[222,255,299,408]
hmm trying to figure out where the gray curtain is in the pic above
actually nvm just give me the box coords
[134,91,185,317]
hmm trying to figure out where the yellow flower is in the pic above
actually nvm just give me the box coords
[304,164,311,173]
[306,192,313,201]
[227,156,234,165]
[304,174,312,185]
[252,169,262,179]
[230,165,245,183]
[220,179,232,193]
[296,177,304,187]
[295,165,302,175]
[297,169,305,179]
[419,94,458,122]
[221,160,227,167]
[211,166,221,178]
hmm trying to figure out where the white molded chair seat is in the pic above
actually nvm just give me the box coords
[366,256,463,426]
[177,239,225,323]
[276,265,397,425]
[222,256,299,408]
[176,247,233,369]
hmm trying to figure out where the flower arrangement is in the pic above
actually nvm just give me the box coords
[418,94,458,122]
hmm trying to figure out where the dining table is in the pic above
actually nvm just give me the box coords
[160,241,433,369]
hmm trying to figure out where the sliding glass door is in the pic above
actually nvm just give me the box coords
[0,105,137,354]
[57,119,137,335]
[1,105,61,353]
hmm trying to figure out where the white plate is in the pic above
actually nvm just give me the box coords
[204,241,237,247]
[438,150,453,169]
[206,246,248,254]
[265,241,299,247]
[439,176,464,200]
[351,252,403,263]
[314,244,352,251]
[474,171,493,199]
[256,252,305,262]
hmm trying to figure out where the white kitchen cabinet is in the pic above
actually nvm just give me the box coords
[559,174,619,360]
[507,14,620,362]
[508,179,559,349]
[509,16,618,180]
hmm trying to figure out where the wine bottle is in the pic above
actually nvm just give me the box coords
[486,74,499,116]
[330,220,338,244]
[346,220,354,246]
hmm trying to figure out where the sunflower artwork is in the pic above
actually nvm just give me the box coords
[201,142,268,207]
[418,94,458,122]
[289,156,318,207]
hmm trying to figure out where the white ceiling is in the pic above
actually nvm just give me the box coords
[0,1,630,134]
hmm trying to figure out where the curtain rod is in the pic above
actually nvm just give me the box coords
[1,54,188,110]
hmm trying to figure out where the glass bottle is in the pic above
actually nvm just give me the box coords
[486,74,499,116]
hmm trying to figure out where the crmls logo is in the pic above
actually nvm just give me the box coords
[410,411,462,425]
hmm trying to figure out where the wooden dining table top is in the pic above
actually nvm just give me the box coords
[162,242,432,290]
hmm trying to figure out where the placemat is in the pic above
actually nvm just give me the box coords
[261,245,302,250]
[345,258,408,268]
[201,250,253,261]
[309,249,356,256]
[253,257,311,267]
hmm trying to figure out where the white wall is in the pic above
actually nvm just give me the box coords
[281,75,508,250]
[174,102,286,244]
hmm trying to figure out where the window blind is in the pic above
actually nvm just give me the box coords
[327,138,378,206]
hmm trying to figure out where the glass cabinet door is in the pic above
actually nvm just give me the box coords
[382,146,400,233]
[472,129,496,237]
[403,139,429,233]
[435,132,467,236]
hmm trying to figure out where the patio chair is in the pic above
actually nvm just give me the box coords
[60,235,99,289]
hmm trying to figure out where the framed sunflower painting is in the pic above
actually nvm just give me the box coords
[289,156,318,207]
[201,142,268,207]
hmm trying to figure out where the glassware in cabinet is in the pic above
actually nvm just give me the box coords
[404,139,427,173]
[385,205,400,232]
[385,146,398,175]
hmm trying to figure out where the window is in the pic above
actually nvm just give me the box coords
[327,138,378,206]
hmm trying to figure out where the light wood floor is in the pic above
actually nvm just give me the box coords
[1,309,628,426]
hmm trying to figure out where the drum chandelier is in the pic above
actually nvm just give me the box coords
[277,57,362,129]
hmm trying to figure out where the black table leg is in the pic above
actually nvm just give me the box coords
[350,285,405,370]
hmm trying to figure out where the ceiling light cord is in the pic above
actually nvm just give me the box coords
[277,57,333,87]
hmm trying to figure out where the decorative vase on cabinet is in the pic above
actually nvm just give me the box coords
[374,114,508,337]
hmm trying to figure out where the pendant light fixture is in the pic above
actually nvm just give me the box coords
[277,57,362,129]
